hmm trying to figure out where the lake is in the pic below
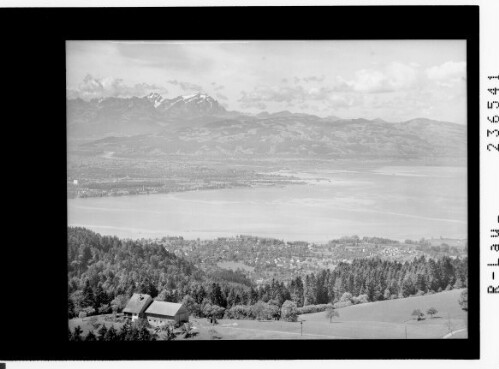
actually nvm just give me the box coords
[67,165,467,242]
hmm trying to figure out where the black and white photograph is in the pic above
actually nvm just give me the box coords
[66,39,470,342]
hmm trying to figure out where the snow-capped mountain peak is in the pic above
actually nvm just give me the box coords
[144,92,165,107]
[181,92,212,102]
[145,92,226,117]
[181,93,199,100]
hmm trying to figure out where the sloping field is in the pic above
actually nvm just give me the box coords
[304,289,466,323]
[191,289,468,340]
[69,290,468,340]
[300,289,467,339]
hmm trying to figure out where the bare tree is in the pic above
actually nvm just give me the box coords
[325,306,340,323]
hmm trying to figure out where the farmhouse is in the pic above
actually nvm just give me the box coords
[123,293,153,322]
[144,301,189,327]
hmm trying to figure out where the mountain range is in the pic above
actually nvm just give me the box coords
[67,92,466,160]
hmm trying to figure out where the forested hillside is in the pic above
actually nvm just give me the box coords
[68,227,467,321]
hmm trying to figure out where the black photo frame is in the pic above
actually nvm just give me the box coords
[0,5,479,361]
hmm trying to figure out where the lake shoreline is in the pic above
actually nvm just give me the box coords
[68,165,467,243]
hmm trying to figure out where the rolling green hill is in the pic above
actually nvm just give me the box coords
[188,289,467,340]
[304,288,466,324]
[296,288,467,339]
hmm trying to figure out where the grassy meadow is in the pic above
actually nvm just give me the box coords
[69,289,467,340]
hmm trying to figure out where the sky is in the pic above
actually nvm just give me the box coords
[66,40,467,124]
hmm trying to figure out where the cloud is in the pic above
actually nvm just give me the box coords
[302,75,326,83]
[239,83,353,111]
[67,74,168,99]
[167,79,203,92]
[307,86,334,100]
[210,82,225,91]
[324,94,353,109]
[240,100,267,110]
[343,62,419,93]
[114,42,214,72]
[239,85,307,107]
[425,61,466,86]
[216,93,228,101]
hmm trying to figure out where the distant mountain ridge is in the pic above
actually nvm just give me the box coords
[67,93,466,161]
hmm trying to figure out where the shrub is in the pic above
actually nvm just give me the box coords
[339,292,353,303]
[427,307,438,318]
[133,317,150,330]
[351,294,369,305]
[110,294,128,313]
[224,304,254,320]
[333,301,352,309]
[202,301,225,320]
[297,303,334,314]
[89,316,100,330]
[251,301,280,320]
[280,300,298,322]
[325,307,340,323]
[160,324,175,341]
[181,322,193,338]
[182,295,201,317]
[411,309,425,321]
[458,289,468,311]
[98,304,112,314]
[210,305,226,319]
[82,306,96,317]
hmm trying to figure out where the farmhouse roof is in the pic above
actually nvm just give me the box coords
[123,293,152,314]
[145,301,184,317]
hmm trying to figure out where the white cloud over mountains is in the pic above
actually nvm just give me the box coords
[167,79,204,92]
[236,59,466,123]
[239,84,352,110]
[66,39,467,124]
[238,62,421,110]
[345,62,419,93]
[67,74,168,99]
[425,61,466,87]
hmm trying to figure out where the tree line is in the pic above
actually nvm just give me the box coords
[69,319,156,341]
[68,227,467,321]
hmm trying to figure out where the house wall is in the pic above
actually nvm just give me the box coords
[145,311,189,326]
[176,310,189,323]
[146,313,175,327]
[124,312,139,321]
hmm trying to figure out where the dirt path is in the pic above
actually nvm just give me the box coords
[442,328,467,338]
